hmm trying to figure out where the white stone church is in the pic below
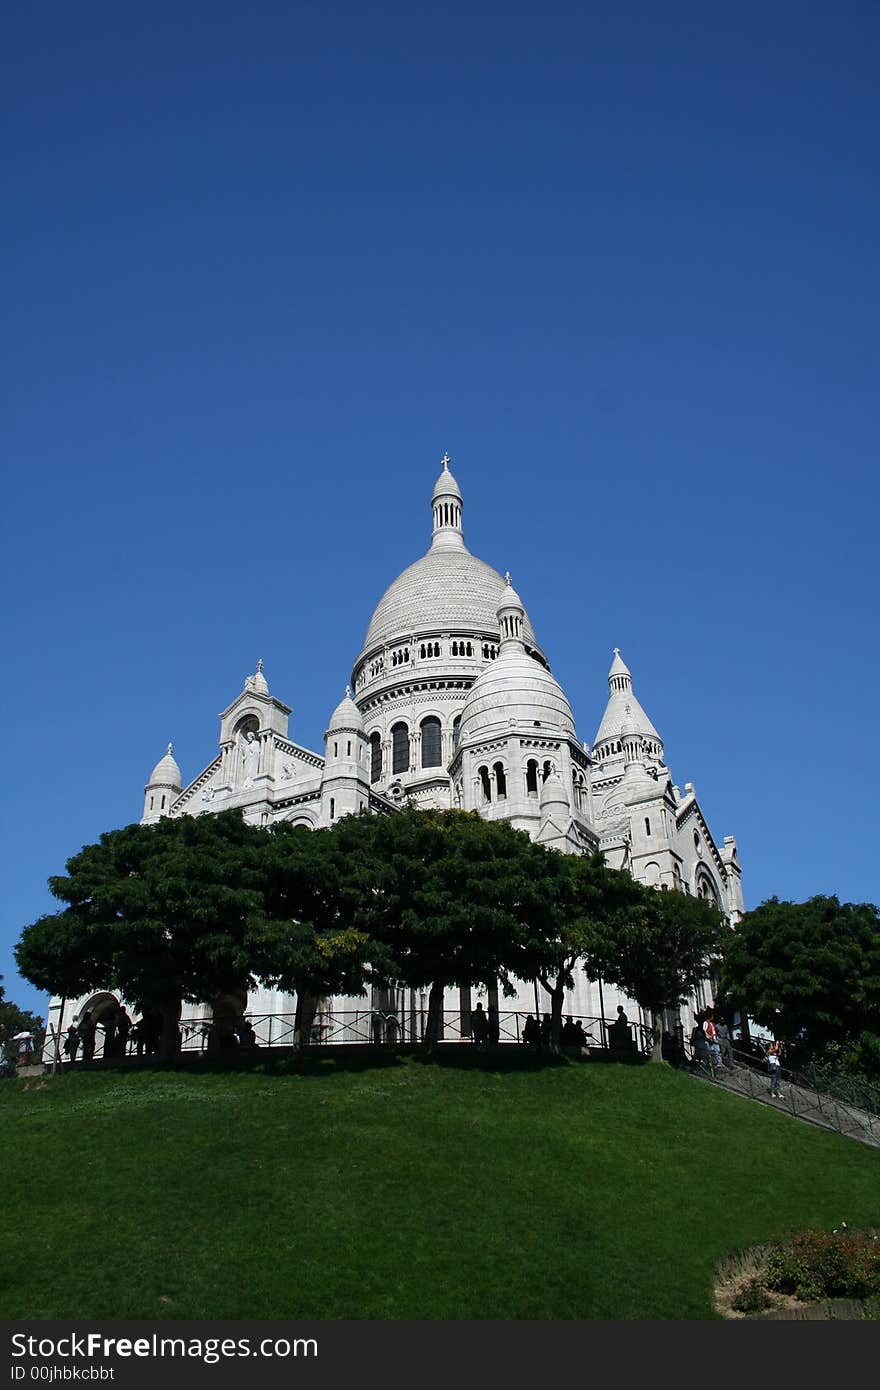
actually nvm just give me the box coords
[51,456,744,1052]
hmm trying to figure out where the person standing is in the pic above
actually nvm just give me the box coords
[522,1014,539,1048]
[767,1040,783,1097]
[471,1002,488,1047]
[63,1025,80,1063]
[486,1003,500,1047]
[704,1014,722,1070]
[78,1012,96,1065]
[716,1018,733,1068]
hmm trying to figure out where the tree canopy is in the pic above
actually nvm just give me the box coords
[0,977,45,1059]
[720,895,880,1068]
[16,810,271,1054]
[326,807,560,1046]
[585,885,727,1058]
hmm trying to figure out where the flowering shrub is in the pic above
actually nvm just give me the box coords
[731,1277,774,1314]
[763,1231,880,1302]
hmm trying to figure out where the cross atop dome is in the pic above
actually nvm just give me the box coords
[440,452,451,469]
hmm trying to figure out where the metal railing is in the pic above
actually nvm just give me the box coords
[685,1043,880,1146]
[52,1009,655,1060]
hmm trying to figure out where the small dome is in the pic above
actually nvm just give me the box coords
[540,767,570,812]
[431,454,462,502]
[497,573,524,613]
[327,687,364,733]
[460,651,576,743]
[147,743,182,789]
[608,647,631,681]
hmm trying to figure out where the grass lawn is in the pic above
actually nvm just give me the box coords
[2,1052,878,1320]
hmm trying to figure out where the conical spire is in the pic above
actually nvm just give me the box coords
[593,650,664,758]
[608,648,632,693]
[430,452,465,550]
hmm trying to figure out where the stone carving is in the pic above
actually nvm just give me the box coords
[239,730,260,787]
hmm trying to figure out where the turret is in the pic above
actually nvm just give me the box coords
[593,648,665,769]
[497,573,526,649]
[321,687,370,823]
[430,453,465,550]
[142,743,182,823]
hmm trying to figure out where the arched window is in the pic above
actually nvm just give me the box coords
[370,732,382,783]
[479,766,492,803]
[421,717,442,768]
[645,817,651,836]
[526,760,538,795]
[493,762,507,798]
[452,715,461,750]
[391,723,410,774]
[542,760,552,782]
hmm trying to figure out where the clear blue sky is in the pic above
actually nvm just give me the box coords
[3,2,878,1018]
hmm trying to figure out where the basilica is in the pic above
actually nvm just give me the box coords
[51,456,744,1050]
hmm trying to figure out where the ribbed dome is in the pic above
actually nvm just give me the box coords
[147,744,182,789]
[327,687,364,733]
[362,547,539,653]
[459,651,575,743]
[432,458,462,501]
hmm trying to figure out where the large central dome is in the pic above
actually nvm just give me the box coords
[358,456,539,656]
[363,547,538,650]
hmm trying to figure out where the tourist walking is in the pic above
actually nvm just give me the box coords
[690,1017,709,1069]
[715,1018,733,1068]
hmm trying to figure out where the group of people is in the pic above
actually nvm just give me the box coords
[520,1012,592,1050]
[470,1002,500,1047]
[206,1017,259,1053]
[689,1011,734,1071]
[63,1008,163,1064]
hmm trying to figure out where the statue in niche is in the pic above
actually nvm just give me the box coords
[238,729,261,787]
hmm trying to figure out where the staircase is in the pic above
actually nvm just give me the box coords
[688,1052,880,1149]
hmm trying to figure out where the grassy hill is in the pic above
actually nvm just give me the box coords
[2,1052,878,1320]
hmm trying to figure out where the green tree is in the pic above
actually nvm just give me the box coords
[0,977,45,1062]
[523,852,645,1052]
[586,887,727,1060]
[328,808,556,1050]
[15,810,270,1057]
[246,820,374,1047]
[720,895,880,1067]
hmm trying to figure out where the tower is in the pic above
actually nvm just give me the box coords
[142,743,182,823]
[321,687,370,823]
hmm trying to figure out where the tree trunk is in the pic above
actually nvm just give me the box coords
[423,982,445,1054]
[160,999,182,1059]
[294,993,319,1051]
[650,1010,665,1063]
[549,985,564,1054]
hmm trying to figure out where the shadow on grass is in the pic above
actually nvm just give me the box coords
[54,1042,649,1082]
[54,1044,617,1081]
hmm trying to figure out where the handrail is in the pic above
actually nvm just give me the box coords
[55,1007,654,1059]
[683,1041,878,1146]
